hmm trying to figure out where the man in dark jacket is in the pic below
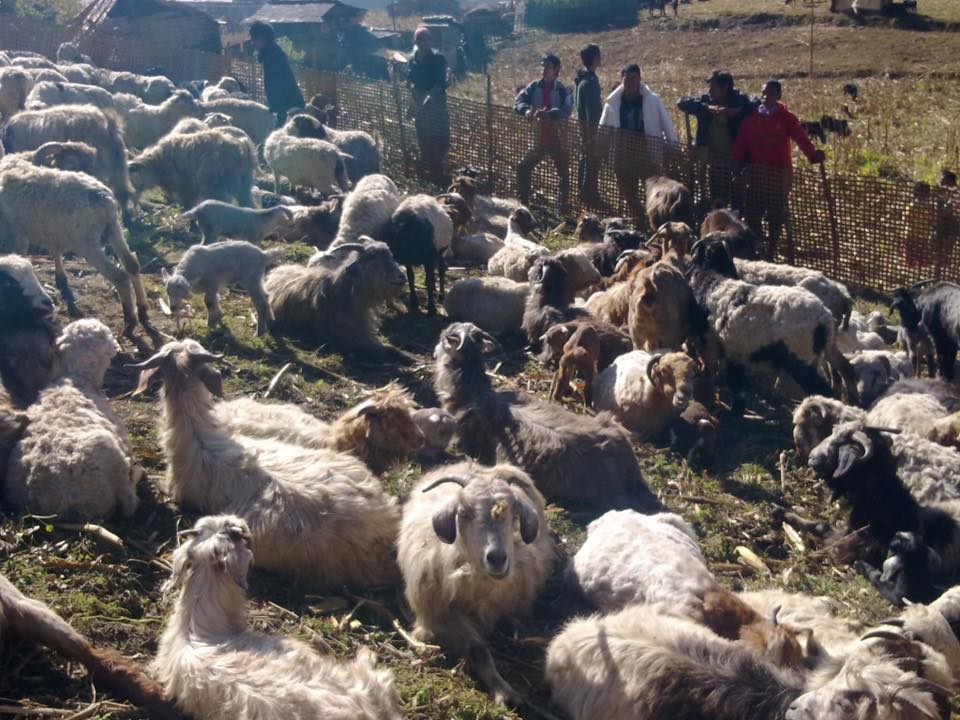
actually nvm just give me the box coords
[677,70,755,205]
[514,53,573,210]
[575,44,603,206]
[407,26,449,184]
[249,21,304,127]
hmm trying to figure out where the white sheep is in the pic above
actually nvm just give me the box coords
[56,63,100,85]
[487,208,547,282]
[328,173,400,248]
[129,127,255,208]
[181,199,295,245]
[411,407,457,460]
[117,90,200,149]
[451,231,504,266]
[283,113,379,182]
[592,350,700,438]
[0,157,157,345]
[134,339,401,589]
[0,103,132,209]
[23,67,67,85]
[162,241,281,336]
[200,97,275,146]
[443,276,528,334]
[398,462,555,704]
[155,514,403,720]
[866,378,960,438]
[55,42,91,65]
[199,76,247,102]
[4,320,138,520]
[734,257,853,328]
[848,349,912,407]
[792,394,867,462]
[107,71,175,104]
[263,128,350,195]
[25,80,115,110]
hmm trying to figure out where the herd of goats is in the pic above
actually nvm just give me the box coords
[4,40,960,720]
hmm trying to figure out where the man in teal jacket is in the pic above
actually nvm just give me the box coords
[575,44,603,206]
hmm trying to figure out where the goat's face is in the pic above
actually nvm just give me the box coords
[161,268,191,313]
[786,645,946,720]
[807,423,878,496]
[434,322,501,366]
[168,514,253,593]
[792,400,840,462]
[647,352,698,410]
[427,468,541,579]
[289,113,326,139]
[127,160,149,193]
[690,236,738,278]
[341,242,405,300]
[540,323,573,363]
[129,339,224,398]
[351,388,425,462]
[511,207,537,237]
[575,214,604,243]
[0,255,54,318]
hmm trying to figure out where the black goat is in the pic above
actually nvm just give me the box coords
[577,228,647,277]
[383,200,449,316]
[521,257,588,350]
[890,287,936,376]
[895,282,960,380]
[856,531,943,608]
[668,400,719,471]
[802,424,960,595]
[434,322,662,513]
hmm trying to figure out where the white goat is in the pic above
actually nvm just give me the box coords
[328,173,400,247]
[155,514,403,720]
[25,80,115,110]
[181,199,295,244]
[487,208,547,282]
[397,462,555,705]
[134,340,400,589]
[443,276,528,334]
[264,127,350,195]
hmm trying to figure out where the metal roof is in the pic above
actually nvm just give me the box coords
[247,0,363,24]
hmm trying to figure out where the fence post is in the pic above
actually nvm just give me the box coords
[485,72,495,188]
[819,162,841,278]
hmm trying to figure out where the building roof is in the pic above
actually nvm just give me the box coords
[76,0,215,25]
[247,0,363,25]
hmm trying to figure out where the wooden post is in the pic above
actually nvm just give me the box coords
[819,162,841,278]
[391,71,410,176]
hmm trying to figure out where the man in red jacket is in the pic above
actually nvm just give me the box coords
[732,80,825,259]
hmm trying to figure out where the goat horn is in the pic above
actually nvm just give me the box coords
[770,605,782,627]
[189,350,223,364]
[878,617,906,627]
[646,354,663,384]
[864,426,902,435]
[689,238,704,257]
[177,527,200,538]
[125,346,173,369]
[421,476,470,493]
[861,629,907,642]
[851,430,875,461]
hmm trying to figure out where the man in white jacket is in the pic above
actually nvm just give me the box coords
[599,64,678,221]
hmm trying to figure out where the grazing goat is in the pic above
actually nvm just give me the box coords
[592,350,701,439]
[4,319,137,520]
[155,514,403,719]
[384,194,453,315]
[550,322,602,405]
[628,261,705,354]
[890,286,940,377]
[162,241,281,336]
[893,282,960,380]
[541,318,631,370]
[434,322,661,511]
[264,124,350,195]
[267,242,406,356]
[134,340,401,589]
[0,157,158,346]
[284,112,379,181]
[398,463,555,705]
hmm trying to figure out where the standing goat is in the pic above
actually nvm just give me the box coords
[397,462,555,705]
[155,514,403,720]
[434,322,661,512]
[162,240,281,336]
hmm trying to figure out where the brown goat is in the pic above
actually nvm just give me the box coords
[699,208,758,258]
[645,221,697,271]
[700,587,805,669]
[0,574,181,719]
[551,323,602,405]
[28,141,99,176]
[644,176,693,231]
[436,191,472,237]
[328,382,425,475]
[281,195,344,248]
[628,262,701,353]
[541,318,631,370]
[575,213,604,244]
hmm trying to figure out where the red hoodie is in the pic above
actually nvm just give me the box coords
[731,102,819,168]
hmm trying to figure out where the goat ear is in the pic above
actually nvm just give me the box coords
[133,366,162,396]
[833,443,863,479]
[478,330,501,355]
[432,499,459,544]
[197,364,223,398]
[515,495,540,544]
[161,267,171,283]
